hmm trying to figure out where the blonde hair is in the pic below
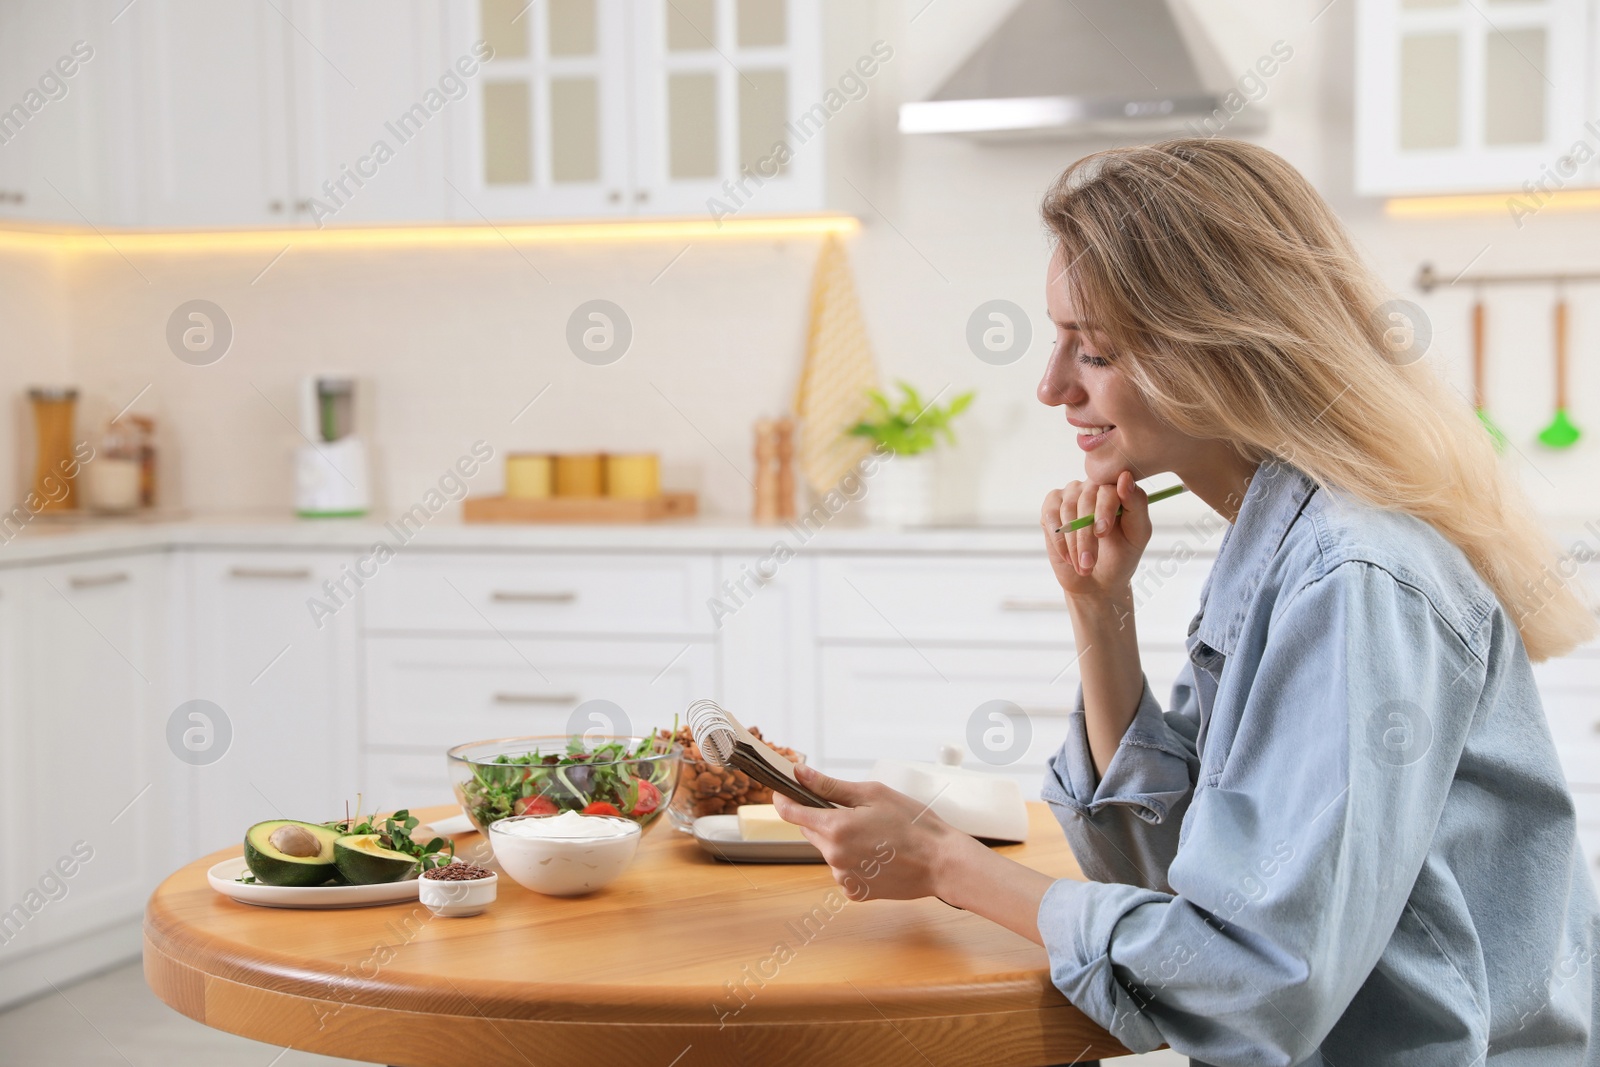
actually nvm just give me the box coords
[1040,138,1594,662]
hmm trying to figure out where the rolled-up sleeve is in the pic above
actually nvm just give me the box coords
[1036,561,1477,1062]
[1041,670,1202,891]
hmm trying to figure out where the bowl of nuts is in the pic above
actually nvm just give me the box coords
[656,723,807,834]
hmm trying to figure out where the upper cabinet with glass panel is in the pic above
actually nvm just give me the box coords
[446,0,633,218]
[1354,0,1589,194]
[632,0,822,215]
[449,0,821,218]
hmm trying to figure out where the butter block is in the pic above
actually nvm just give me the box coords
[737,804,807,842]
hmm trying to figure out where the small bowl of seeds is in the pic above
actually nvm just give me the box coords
[418,861,497,917]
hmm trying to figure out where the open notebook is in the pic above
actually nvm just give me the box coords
[685,699,837,808]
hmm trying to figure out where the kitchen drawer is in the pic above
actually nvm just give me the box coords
[816,552,1211,645]
[364,635,714,748]
[363,553,716,636]
[816,644,1192,772]
[1534,651,1600,786]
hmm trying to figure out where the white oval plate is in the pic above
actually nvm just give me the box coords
[691,815,824,864]
[207,857,421,910]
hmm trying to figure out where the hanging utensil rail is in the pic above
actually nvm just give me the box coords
[1416,262,1600,293]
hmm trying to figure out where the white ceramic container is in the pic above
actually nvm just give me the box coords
[488,812,641,896]
[418,868,498,917]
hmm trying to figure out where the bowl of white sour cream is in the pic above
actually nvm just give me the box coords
[487,811,642,896]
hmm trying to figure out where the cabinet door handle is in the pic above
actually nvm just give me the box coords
[999,598,1068,613]
[491,590,577,604]
[634,189,649,202]
[230,567,312,580]
[493,692,580,705]
[69,571,129,590]
[607,189,622,203]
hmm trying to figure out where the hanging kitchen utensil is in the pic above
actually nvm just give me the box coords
[1472,298,1507,452]
[1537,293,1581,449]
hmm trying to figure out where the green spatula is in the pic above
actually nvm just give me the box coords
[1537,296,1581,449]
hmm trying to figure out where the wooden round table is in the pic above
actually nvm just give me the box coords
[144,803,1128,1067]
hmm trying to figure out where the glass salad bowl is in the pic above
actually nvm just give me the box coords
[447,735,681,837]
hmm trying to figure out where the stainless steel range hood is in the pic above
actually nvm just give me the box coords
[898,0,1264,140]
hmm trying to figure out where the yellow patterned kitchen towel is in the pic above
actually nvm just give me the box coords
[793,234,880,495]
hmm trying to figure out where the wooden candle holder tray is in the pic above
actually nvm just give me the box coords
[462,492,697,524]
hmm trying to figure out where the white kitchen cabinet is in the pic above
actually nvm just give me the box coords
[447,0,823,218]
[817,644,1081,793]
[127,0,295,226]
[2,0,827,227]
[362,633,712,814]
[363,551,716,636]
[631,0,823,215]
[362,751,460,818]
[715,553,817,758]
[810,547,1202,796]
[1355,0,1590,195]
[8,555,166,957]
[444,0,635,217]
[0,0,123,224]
[359,547,716,815]
[183,551,359,856]
[0,571,21,929]
[128,0,455,227]
[364,633,713,748]
[815,551,1208,646]
[286,0,453,226]
[815,642,1192,794]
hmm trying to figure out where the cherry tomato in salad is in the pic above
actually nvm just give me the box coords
[581,801,623,817]
[630,779,662,815]
[515,795,558,816]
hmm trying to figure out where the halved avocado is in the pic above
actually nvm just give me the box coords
[333,833,418,885]
[244,820,341,887]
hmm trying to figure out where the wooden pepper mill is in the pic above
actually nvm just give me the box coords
[753,419,779,523]
[773,416,795,520]
[752,417,796,523]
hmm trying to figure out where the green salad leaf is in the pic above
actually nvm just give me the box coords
[326,803,455,874]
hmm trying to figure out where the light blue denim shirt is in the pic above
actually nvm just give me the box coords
[1038,460,1600,1066]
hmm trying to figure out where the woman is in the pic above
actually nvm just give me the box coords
[774,139,1600,1064]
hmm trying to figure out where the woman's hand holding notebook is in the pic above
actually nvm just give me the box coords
[686,699,837,809]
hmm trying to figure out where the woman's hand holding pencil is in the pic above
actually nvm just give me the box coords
[1042,472,1179,596]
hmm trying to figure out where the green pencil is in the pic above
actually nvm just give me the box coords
[1053,483,1188,533]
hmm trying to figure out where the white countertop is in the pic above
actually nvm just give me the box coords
[0,509,1222,565]
[3,509,1596,568]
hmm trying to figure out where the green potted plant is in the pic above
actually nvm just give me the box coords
[848,382,974,524]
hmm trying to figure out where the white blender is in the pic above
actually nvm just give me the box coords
[294,375,371,518]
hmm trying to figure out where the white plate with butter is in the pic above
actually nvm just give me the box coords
[691,811,825,864]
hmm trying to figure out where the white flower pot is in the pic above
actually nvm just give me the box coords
[865,452,937,526]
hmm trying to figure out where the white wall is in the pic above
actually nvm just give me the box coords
[11,0,1600,522]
